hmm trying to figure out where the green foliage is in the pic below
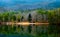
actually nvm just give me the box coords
[37,8,60,23]
[0,12,21,22]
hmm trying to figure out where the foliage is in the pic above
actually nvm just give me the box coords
[0,12,21,22]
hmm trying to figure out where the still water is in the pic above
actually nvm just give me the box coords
[0,24,58,37]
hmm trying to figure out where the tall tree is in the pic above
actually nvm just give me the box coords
[21,16,24,22]
[28,14,32,23]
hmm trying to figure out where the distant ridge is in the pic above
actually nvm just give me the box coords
[0,0,60,12]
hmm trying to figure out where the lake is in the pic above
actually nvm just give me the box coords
[0,24,59,37]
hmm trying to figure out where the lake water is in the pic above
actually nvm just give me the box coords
[0,24,58,37]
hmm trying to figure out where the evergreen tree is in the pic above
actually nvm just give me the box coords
[28,14,32,22]
[21,16,24,22]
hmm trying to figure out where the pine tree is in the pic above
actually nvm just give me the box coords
[28,14,32,23]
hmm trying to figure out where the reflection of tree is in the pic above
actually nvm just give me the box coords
[20,25,24,31]
[27,25,32,33]
[4,25,8,31]
[13,25,16,31]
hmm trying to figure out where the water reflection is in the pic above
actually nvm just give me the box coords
[0,24,58,37]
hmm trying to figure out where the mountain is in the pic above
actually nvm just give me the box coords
[47,1,60,9]
[0,0,60,12]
